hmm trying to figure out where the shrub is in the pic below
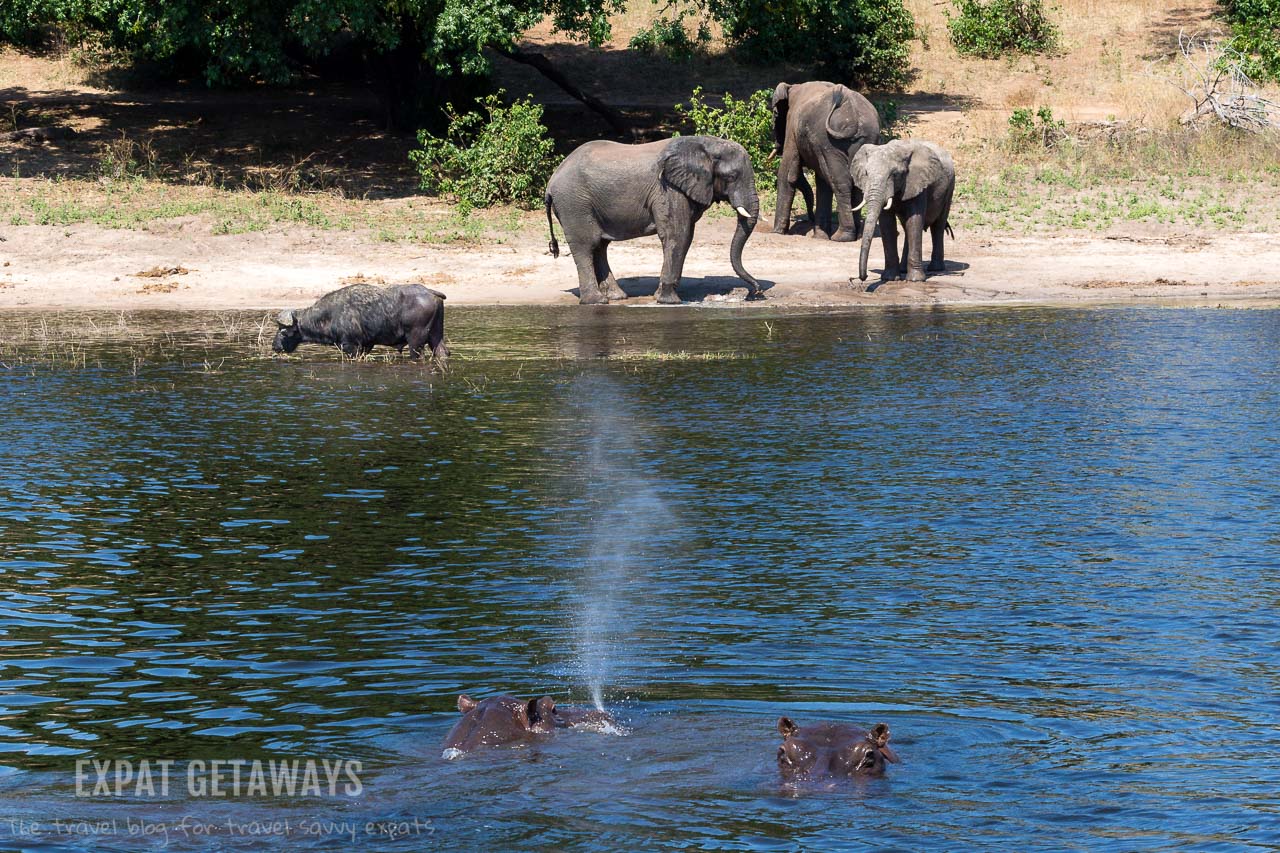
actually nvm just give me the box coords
[946,0,1059,58]
[629,10,711,60]
[706,0,915,89]
[1007,106,1067,151]
[675,87,774,178]
[410,93,557,212]
[1225,0,1280,80]
[874,99,901,138]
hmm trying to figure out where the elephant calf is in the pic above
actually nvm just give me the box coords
[851,139,956,285]
[545,136,762,305]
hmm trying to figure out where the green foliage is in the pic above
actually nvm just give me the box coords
[675,87,773,177]
[1225,0,1280,80]
[706,0,915,88]
[874,99,900,138]
[628,4,711,59]
[1007,106,1066,150]
[946,0,1059,58]
[410,93,557,212]
[0,0,627,88]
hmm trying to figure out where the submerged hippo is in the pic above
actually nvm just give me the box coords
[442,694,620,759]
[776,717,900,782]
[272,283,448,362]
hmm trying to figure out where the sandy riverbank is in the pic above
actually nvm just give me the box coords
[2,217,1279,313]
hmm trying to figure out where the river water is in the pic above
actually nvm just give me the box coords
[0,306,1278,850]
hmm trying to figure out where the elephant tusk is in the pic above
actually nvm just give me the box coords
[735,206,751,218]
[851,199,866,213]
[884,196,893,211]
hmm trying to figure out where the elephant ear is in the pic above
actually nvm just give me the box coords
[849,144,874,188]
[904,145,944,201]
[660,137,714,207]
[771,82,791,154]
[826,85,863,140]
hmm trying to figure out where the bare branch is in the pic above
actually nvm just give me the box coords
[1169,29,1280,132]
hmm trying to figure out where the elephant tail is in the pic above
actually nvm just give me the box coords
[545,194,560,258]
[945,222,955,240]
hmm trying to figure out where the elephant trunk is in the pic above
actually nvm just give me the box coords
[730,194,761,299]
[858,191,885,282]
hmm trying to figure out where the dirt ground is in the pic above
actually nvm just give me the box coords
[3,216,1279,311]
[2,0,1278,314]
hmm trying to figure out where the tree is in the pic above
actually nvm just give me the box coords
[0,0,626,128]
[705,0,915,88]
[1224,0,1280,81]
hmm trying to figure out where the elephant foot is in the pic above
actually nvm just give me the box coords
[578,289,609,306]
[906,271,927,283]
[830,227,857,243]
[603,280,627,301]
[772,223,791,235]
[654,286,683,305]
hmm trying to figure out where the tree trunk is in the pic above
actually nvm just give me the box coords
[496,46,633,140]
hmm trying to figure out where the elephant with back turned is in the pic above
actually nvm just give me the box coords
[851,139,956,284]
[771,81,881,242]
[545,135,762,305]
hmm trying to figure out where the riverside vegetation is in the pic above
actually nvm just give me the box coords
[1,0,1280,246]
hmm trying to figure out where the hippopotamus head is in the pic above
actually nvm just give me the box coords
[442,693,557,759]
[272,310,302,354]
[776,718,899,781]
[551,705,620,732]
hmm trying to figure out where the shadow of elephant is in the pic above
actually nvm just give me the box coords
[568,276,775,304]
[860,259,970,291]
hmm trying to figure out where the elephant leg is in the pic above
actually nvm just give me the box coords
[928,222,947,272]
[880,214,901,282]
[904,206,926,282]
[773,152,801,234]
[819,150,857,243]
[571,239,608,305]
[796,170,816,228]
[595,242,626,301]
[656,219,694,304]
[814,177,833,239]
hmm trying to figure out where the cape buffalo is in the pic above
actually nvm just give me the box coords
[272,283,448,363]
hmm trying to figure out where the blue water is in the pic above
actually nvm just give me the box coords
[0,306,1278,850]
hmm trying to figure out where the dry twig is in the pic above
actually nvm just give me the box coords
[1171,30,1280,132]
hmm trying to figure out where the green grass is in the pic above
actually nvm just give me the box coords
[0,175,526,243]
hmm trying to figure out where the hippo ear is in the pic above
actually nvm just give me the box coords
[275,309,296,328]
[457,694,477,714]
[526,695,555,727]
[868,723,900,762]
[777,717,799,737]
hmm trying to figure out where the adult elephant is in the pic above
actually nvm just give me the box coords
[771,81,880,241]
[545,135,762,305]
[852,139,956,284]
